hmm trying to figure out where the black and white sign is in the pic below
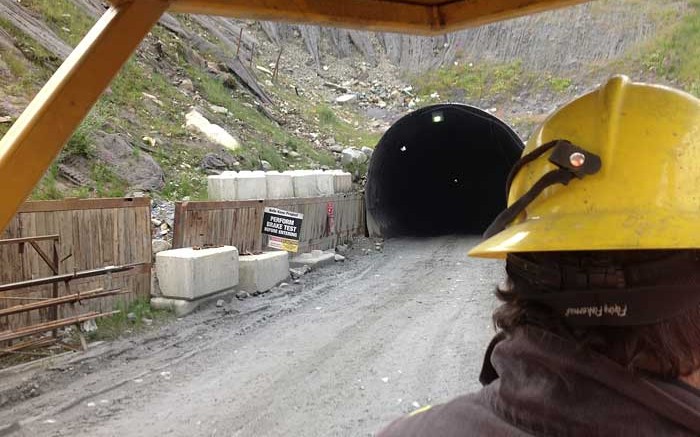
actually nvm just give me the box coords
[262,207,304,252]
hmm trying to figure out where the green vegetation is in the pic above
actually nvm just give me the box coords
[639,0,700,95]
[313,104,381,149]
[2,49,27,77]
[92,162,128,197]
[21,0,95,46]
[0,17,55,94]
[161,171,208,200]
[411,60,526,101]
[62,113,99,158]
[31,163,63,200]
[548,77,572,93]
[93,298,172,340]
[317,105,337,125]
[0,16,58,72]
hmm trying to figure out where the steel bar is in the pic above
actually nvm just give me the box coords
[0,235,59,246]
[0,288,127,318]
[0,337,57,355]
[0,311,119,343]
[0,349,52,357]
[0,296,50,301]
[0,265,134,293]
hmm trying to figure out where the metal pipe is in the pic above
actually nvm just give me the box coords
[0,265,134,293]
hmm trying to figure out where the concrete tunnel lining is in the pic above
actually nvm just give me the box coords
[366,104,524,237]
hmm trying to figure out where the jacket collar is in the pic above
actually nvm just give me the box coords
[480,326,700,436]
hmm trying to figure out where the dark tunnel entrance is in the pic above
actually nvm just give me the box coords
[365,104,524,237]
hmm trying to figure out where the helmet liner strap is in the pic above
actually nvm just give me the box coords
[506,252,700,326]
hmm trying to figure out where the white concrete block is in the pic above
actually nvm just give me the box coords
[156,246,239,300]
[151,297,200,317]
[236,171,267,200]
[207,174,237,201]
[266,171,294,199]
[328,170,353,193]
[286,170,320,198]
[151,290,236,317]
[290,250,336,269]
[315,171,335,196]
[207,175,222,200]
[239,251,289,292]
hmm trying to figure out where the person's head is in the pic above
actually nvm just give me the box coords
[469,75,700,379]
[494,250,700,379]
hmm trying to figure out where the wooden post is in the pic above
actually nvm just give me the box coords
[51,240,59,337]
[235,27,243,58]
[272,47,283,82]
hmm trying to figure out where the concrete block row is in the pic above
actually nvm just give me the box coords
[155,246,289,311]
[207,170,352,201]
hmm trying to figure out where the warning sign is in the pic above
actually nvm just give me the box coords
[262,207,304,252]
[326,201,335,236]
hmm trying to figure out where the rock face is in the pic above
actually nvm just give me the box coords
[185,109,241,151]
[341,148,368,165]
[95,133,165,192]
[260,2,680,74]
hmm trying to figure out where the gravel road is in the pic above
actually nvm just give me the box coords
[0,236,503,437]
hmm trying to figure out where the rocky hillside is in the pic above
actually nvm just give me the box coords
[0,0,691,202]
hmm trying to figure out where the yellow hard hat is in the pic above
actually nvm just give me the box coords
[470,75,700,259]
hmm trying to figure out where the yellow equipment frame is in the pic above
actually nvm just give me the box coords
[0,0,591,232]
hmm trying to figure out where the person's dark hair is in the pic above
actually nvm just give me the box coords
[493,250,700,379]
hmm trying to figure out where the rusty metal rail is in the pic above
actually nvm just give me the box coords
[0,288,127,318]
[0,264,134,293]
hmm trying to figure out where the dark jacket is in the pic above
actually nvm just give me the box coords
[378,326,700,436]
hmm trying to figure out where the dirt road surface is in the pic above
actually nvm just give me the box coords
[0,236,503,437]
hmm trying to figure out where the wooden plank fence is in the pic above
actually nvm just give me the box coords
[0,198,151,332]
[173,193,366,253]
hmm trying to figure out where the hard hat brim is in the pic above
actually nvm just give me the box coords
[469,210,700,259]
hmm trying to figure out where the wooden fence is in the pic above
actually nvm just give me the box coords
[173,193,366,253]
[0,198,151,331]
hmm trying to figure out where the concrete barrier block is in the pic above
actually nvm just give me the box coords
[156,246,239,300]
[236,171,267,200]
[151,290,236,317]
[329,170,353,193]
[239,251,289,292]
[266,171,294,199]
[207,175,223,200]
[290,250,336,269]
[315,171,335,196]
[207,174,238,201]
[286,170,320,198]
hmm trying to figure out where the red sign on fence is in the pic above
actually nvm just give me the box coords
[326,201,335,235]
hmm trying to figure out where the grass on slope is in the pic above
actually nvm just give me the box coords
[640,0,700,95]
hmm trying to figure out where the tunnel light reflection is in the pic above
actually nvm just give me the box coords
[432,111,445,123]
